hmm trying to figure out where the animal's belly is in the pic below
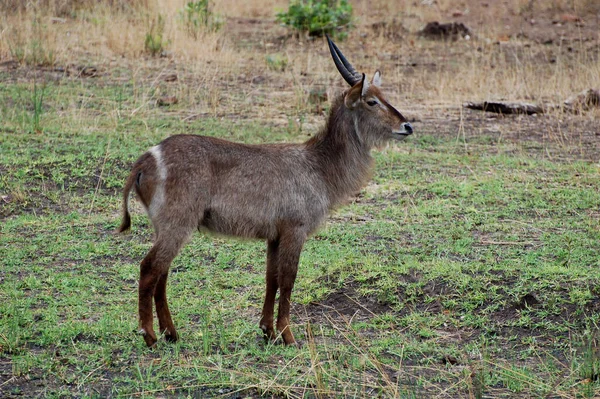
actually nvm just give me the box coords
[200,201,327,240]
[200,208,276,240]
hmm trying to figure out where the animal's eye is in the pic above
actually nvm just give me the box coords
[366,100,378,106]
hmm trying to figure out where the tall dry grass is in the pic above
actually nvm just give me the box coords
[0,0,597,119]
[0,0,243,64]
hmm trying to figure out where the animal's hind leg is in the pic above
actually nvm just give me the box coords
[139,231,189,347]
[138,246,161,347]
[155,271,177,342]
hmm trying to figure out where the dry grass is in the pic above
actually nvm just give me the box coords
[0,0,598,129]
[0,0,243,64]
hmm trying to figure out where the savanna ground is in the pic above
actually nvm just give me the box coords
[1,0,600,397]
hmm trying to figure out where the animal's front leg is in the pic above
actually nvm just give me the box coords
[260,239,279,341]
[275,228,305,346]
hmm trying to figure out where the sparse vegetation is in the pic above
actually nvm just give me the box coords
[180,0,223,38]
[6,15,55,66]
[30,81,46,133]
[265,53,288,71]
[276,0,353,39]
[1,0,600,397]
[144,14,167,56]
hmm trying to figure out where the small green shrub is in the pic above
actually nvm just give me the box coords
[180,0,223,39]
[276,0,353,39]
[265,54,288,72]
[144,14,167,56]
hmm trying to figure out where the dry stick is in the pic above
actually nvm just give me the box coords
[325,307,467,397]
[479,240,536,246]
[77,364,105,390]
[130,63,174,116]
[538,351,570,399]
[437,371,477,398]
[324,313,398,397]
[483,359,564,397]
[264,350,307,395]
[122,382,250,398]
[89,139,111,216]
[305,321,326,399]
[502,218,545,233]
[394,344,405,398]
[0,376,16,388]
[163,362,314,399]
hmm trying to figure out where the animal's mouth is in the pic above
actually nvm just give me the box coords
[392,122,413,138]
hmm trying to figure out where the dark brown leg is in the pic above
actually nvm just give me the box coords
[260,239,279,341]
[138,247,160,347]
[155,271,178,342]
[275,228,305,346]
[138,235,187,347]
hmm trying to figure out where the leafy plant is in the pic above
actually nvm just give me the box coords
[180,0,223,39]
[144,14,167,56]
[265,53,288,72]
[276,0,353,39]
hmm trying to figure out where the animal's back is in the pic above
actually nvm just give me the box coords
[146,135,330,240]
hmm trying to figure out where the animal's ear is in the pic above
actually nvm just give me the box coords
[344,73,368,108]
[372,70,382,87]
[360,73,370,97]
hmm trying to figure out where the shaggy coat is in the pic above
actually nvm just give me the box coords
[119,42,413,347]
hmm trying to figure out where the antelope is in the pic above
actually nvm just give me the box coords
[117,36,413,347]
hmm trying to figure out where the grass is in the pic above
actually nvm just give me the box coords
[1,0,600,397]
[1,70,600,397]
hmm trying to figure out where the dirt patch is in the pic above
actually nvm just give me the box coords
[300,279,392,326]
[0,360,65,399]
[420,22,471,40]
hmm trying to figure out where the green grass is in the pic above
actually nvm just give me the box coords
[1,75,600,398]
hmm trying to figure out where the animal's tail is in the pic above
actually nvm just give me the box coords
[116,166,138,233]
[116,151,157,234]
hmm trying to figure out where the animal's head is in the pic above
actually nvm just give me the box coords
[327,36,413,144]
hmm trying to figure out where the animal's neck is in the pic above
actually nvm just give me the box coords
[305,97,374,207]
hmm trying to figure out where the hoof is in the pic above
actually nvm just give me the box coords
[288,340,302,349]
[138,328,157,347]
[283,338,299,347]
[260,325,277,342]
[164,332,178,343]
[144,336,157,347]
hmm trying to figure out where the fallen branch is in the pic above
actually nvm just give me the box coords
[463,101,545,115]
[464,88,600,115]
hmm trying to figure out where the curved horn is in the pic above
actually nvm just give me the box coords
[326,35,361,86]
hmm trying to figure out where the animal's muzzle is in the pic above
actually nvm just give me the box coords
[402,122,413,135]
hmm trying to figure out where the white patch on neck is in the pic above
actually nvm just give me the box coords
[353,114,362,143]
[148,145,167,217]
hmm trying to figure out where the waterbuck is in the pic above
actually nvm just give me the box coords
[118,36,413,347]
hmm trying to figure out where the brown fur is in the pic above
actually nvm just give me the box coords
[118,72,411,347]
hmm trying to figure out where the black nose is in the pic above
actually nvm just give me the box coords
[402,122,413,135]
